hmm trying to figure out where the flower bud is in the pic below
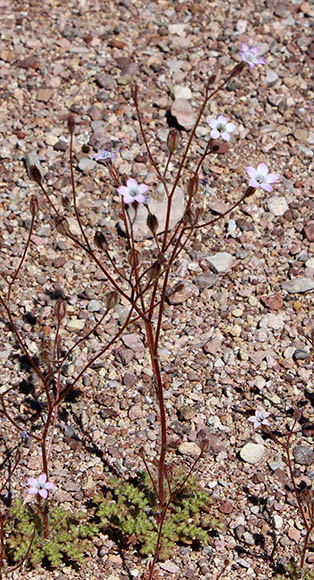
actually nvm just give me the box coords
[167,129,179,153]
[55,216,71,236]
[94,231,108,251]
[147,212,158,235]
[30,195,39,217]
[105,291,119,311]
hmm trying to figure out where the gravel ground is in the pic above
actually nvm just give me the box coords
[1,1,314,579]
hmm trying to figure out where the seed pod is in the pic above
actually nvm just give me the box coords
[131,82,138,100]
[55,216,71,236]
[30,195,39,217]
[94,231,108,251]
[39,337,52,367]
[187,175,199,197]
[148,261,161,281]
[120,173,128,186]
[200,439,209,453]
[243,186,256,199]
[209,140,229,154]
[206,74,216,87]
[55,299,67,322]
[229,61,246,79]
[294,409,301,421]
[105,291,119,311]
[164,464,173,483]
[297,327,306,338]
[147,212,158,235]
[194,207,203,222]
[62,195,71,208]
[157,251,167,265]
[182,207,193,225]
[29,164,42,185]
[167,129,179,153]
[128,249,141,268]
[67,114,75,135]
[25,151,43,182]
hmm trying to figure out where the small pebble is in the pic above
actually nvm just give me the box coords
[206,252,233,273]
[88,299,101,312]
[293,349,308,361]
[293,445,314,466]
[266,196,289,216]
[78,157,95,172]
[178,441,201,457]
[240,442,265,464]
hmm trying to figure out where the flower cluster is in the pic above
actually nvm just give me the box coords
[94,45,278,204]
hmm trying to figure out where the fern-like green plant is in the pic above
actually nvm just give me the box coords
[274,560,314,580]
[5,499,97,568]
[94,470,223,560]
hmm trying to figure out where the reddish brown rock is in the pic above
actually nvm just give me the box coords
[167,280,199,304]
[19,55,39,69]
[219,501,234,514]
[304,221,314,242]
[261,292,283,311]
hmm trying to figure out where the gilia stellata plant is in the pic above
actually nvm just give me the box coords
[1,43,302,580]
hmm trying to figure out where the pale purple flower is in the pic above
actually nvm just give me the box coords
[208,115,236,142]
[246,163,280,192]
[93,149,119,162]
[118,178,149,205]
[27,474,56,499]
[248,410,271,429]
[240,43,266,69]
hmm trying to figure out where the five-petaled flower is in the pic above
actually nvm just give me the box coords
[248,410,271,429]
[118,178,149,205]
[208,115,236,142]
[27,474,56,499]
[240,43,266,69]
[246,163,279,192]
[93,149,119,162]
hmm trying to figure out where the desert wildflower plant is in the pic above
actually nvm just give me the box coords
[0,37,313,580]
